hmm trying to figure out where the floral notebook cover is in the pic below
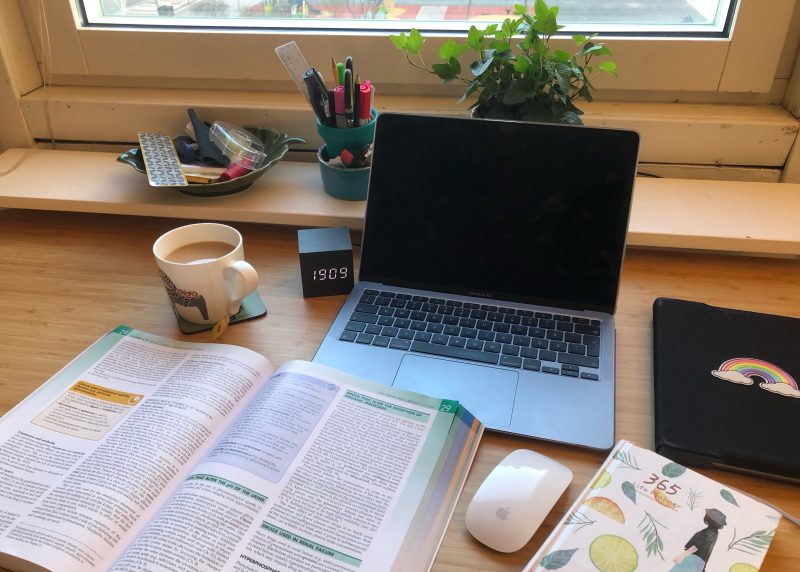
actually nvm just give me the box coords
[524,441,781,572]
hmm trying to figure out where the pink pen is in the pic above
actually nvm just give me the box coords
[333,86,346,128]
[358,83,372,126]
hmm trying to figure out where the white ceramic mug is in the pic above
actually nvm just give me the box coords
[153,223,259,324]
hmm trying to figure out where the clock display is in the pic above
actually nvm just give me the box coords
[297,227,355,298]
[313,267,349,281]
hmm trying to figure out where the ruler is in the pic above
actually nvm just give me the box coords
[275,41,312,104]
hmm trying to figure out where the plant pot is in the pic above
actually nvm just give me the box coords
[316,111,378,158]
[317,146,370,201]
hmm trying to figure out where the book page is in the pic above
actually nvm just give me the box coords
[109,360,480,572]
[0,327,273,572]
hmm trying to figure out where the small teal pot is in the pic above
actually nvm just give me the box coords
[316,110,377,158]
[317,146,370,201]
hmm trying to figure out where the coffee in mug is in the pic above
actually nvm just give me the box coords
[153,223,259,325]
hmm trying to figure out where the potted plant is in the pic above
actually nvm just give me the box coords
[389,0,616,124]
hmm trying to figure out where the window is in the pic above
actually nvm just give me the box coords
[31,0,791,96]
[11,0,798,179]
[80,0,734,35]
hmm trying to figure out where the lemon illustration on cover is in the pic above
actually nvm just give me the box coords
[589,534,639,572]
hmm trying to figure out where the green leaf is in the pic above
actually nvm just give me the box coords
[485,23,498,35]
[513,3,527,16]
[622,481,637,504]
[438,39,469,61]
[389,33,407,50]
[448,56,462,75]
[501,18,514,38]
[458,79,481,103]
[534,37,549,56]
[554,49,571,61]
[467,26,484,49]
[581,43,612,56]
[554,62,572,92]
[599,61,618,75]
[543,12,559,35]
[515,53,532,73]
[540,548,579,570]
[470,55,495,76]
[572,34,587,45]
[721,489,740,507]
[406,28,424,55]
[661,462,686,478]
[432,62,457,83]
[534,0,547,19]
[490,39,511,52]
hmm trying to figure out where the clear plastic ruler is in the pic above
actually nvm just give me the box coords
[275,41,312,104]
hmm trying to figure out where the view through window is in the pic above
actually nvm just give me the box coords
[82,0,734,33]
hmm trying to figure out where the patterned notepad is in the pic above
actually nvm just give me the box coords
[137,131,188,187]
[524,441,781,572]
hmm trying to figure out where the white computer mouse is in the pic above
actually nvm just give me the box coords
[465,449,573,553]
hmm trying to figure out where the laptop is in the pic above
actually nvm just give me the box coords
[314,113,640,450]
[653,298,800,482]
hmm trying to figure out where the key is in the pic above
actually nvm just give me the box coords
[411,341,499,364]
[558,353,600,368]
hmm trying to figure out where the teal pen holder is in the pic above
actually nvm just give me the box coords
[316,110,377,158]
[318,146,370,201]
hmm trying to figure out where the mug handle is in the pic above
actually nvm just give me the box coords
[223,260,259,315]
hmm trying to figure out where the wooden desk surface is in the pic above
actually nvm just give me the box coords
[0,210,797,571]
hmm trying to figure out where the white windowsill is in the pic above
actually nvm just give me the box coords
[1,147,799,257]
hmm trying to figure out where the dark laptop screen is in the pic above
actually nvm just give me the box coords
[359,114,640,314]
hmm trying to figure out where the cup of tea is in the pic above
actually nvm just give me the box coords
[153,223,259,324]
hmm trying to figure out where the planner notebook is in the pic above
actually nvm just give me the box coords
[524,441,781,572]
[652,297,800,482]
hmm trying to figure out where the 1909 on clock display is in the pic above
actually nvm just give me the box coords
[297,227,355,298]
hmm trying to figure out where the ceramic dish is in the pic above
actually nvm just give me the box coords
[117,127,305,197]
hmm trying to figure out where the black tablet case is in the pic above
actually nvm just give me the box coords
[653,297,800,482]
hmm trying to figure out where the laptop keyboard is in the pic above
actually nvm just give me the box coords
[337,289,602,381]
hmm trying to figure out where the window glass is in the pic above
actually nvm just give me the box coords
[82,0,734,34]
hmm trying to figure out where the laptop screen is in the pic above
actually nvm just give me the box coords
[359,114,639,314]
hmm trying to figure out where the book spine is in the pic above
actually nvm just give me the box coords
[652,298,666,453]
[524,440,631,571]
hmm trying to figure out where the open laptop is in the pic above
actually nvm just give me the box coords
[314,113,640,449]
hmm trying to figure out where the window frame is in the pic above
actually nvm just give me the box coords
[27,0,795,96]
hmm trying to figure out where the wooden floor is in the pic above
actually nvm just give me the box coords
[0,209,798,571]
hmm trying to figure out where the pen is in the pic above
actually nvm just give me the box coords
[312,68,327,92]
[331,57,339,87]
[336,62,344,87]
[358,83,372,126]
[366,80,374,118]
[344,68,353,127]
[303,68,329,125]
[333,86,346,128]
[345,56,353,77]
[353,73,360,125]
[327,89,336,127]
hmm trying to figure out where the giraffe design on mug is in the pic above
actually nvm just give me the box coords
[159,269,209,320]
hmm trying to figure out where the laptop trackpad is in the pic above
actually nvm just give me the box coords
[392,355,517,427]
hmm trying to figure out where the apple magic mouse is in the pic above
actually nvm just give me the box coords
[465,449,573,553]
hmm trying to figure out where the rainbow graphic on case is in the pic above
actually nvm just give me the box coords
[711,357,800,398]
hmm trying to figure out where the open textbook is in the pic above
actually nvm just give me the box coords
[0,326,483,572]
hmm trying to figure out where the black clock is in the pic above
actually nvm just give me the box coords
[297,227,355,298]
